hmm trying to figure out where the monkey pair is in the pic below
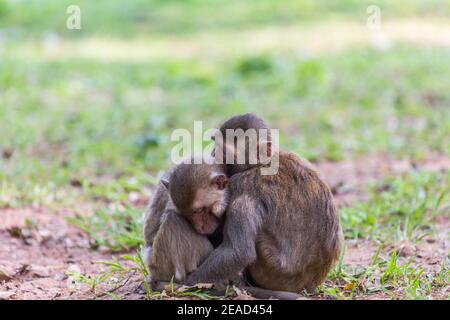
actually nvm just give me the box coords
[143,113,343,299]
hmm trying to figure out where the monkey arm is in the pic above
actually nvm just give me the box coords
[143,209,162,247]
[142,207,165,269]
[185,196,262,285]
[143,183,171,247]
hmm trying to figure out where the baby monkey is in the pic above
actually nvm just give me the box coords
[143,160,228,283]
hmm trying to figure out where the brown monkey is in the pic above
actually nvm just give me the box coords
[185,113,343,293]
[142,161,228,282]
[143,160,304,299]
[167,161,229,235]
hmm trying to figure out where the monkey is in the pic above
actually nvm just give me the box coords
[143,159,304,299]
[142,161,228,283]
[167,161,230,236]
[184,113,343,294]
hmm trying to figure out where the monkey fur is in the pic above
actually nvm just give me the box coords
[143,162,227,283]
[185,113,343,293]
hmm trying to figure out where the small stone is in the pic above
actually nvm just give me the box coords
[98,246,112,254]
[38,229,52,243]
[423,236,436,243]
[64,238,74,248]
[397,242,416,257]
[54,274,68,281]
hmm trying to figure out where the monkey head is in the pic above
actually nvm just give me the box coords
[161,162,229,235]
[213,113,273,175]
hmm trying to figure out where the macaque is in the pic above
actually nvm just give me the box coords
[185,113,343,293]
[167,161,229,236]
[143,162,228,282]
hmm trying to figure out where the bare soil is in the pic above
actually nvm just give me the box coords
[0,154,448,300]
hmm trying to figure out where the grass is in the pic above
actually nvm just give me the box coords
[0,0,448,299]
[322,247,449,300]
[67,206,145,252]
[341,171,449,242]
[68,241,449,300]
[1,47,449,208]
[67,250,234,300]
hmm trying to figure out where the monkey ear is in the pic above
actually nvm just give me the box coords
[211,174,228,190]
[160,178,169,190]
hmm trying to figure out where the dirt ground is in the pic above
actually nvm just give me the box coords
[0,154,448,300]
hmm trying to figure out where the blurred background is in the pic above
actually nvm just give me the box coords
[0,0,449,300]
[1,0,449,195]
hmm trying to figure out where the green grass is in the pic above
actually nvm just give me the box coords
[342,171,449,242]
[67,206,145,252]
[1,46,449,208]
[68,250,234,300]
[1,1,450,208]
[322,247,449,300]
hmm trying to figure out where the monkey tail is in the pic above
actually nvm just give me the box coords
[148,280,307,300]
[242,286,307,300]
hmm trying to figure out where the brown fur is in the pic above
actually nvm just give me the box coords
[150,208,213,281]
[185,114,343,293]
[143,169,214,282]
[245,152,342,291]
